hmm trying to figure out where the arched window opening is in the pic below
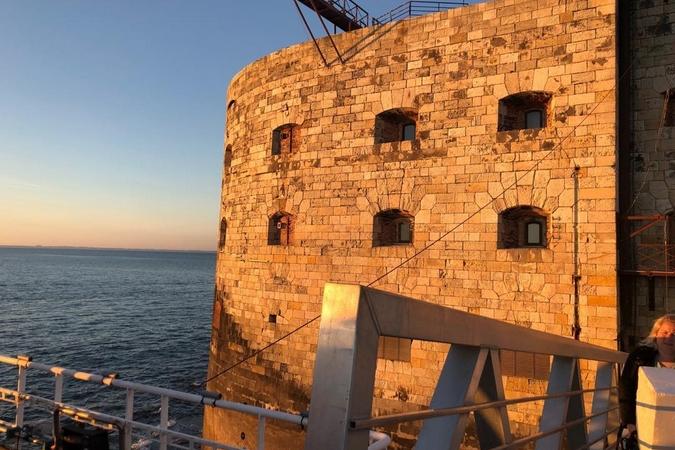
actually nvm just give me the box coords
[224,145,233,168]
[498,206,547,249]
[373,209,414,247]
[375,108,418,144]
[227,100,236,112]
[271,124,300,156]
[268,212,292,246]
[664,89,675,127]
[218,218,227,250]
[498,92,552,131]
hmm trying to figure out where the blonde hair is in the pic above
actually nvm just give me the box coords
[641,314,675,347]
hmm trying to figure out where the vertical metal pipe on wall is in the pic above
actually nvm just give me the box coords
[573,166,582,340]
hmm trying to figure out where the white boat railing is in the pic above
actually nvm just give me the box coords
[0,354,391,450]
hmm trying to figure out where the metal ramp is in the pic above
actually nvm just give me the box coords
[295,0,371,31]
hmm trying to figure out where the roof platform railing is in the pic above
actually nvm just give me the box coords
[372,1,469,25]
[306,283,627,450]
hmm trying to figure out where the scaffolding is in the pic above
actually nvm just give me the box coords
[621,214,674,277]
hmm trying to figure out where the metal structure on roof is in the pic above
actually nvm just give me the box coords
[293,1,469,67]
[373,1,469,24]
[296,0,371,31]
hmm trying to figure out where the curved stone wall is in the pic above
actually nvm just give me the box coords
[204,0,618,448]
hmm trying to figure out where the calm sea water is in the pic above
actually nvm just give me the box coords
[0,247,215,441]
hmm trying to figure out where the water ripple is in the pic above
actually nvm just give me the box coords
[0,247,214,429]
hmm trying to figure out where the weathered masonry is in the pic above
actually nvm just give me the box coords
[202,0,671,448]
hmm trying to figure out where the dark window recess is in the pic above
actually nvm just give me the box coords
[271,124,300,155]
[377,336,412,362]
[498,92,552,131]
[498,206,548,249]
[224,145,233,168]
[664,89,675,127]
[375,108,418,143]
[500,350,550,380]
[218,218,227,250]
[268,212,292,246]
[268,314,277,324]
[373,209,414,246]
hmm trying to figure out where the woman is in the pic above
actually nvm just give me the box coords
[619,314,675,434]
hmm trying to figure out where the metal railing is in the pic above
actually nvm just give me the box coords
[0,354,390,450]
[373,1,468,25]
[324,0,371,29]
[0,284,628,450]
[305,283,628,449]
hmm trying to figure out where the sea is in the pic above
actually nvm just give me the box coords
[0,247,215,446]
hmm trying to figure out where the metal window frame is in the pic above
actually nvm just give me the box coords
[525,108,545,129]
[401,122,416,141]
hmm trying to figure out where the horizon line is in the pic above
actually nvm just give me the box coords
[0,244,216,254]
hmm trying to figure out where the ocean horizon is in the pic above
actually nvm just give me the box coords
[0,246,215,441]
[0,244,216,253]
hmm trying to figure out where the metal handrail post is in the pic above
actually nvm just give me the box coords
[54,371,64,403]
[159,395,169,450]
[15,355,30,428]
[53,370,64,448]
[124,388,134,450]
[257,415,265,450]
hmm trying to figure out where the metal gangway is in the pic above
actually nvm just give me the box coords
[305,284,627,449]
[295,0,371,31]
[0,283,626,449]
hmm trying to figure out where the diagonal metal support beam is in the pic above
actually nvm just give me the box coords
[566,359,588,448]
[416,346,487,450]
[535,356,587,450]
[588,362,615,450]
[293,0,330,67]
[417,347,513,450]
[307,0,345,64]
[474,349,512,448]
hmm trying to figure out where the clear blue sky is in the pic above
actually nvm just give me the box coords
[0,1,479,251]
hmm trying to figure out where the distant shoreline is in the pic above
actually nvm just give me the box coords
[0,245,215,254]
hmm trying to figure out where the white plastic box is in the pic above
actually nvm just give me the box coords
[636,366,675,449]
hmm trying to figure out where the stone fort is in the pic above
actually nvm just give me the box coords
[204,0,675,448]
